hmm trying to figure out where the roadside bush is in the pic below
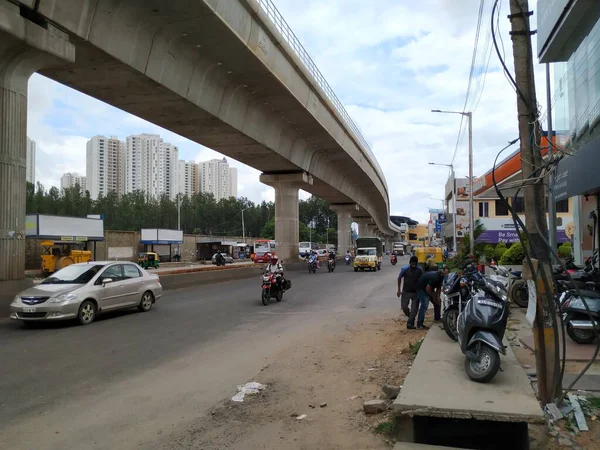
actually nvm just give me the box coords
[499,241,525,265]
[494,242,507,261]
[483,245,495,261]
[558,242,572,259]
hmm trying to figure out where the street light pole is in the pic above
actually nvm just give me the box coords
[467,111,475,257]
[431,109,475,255]
[241,208,246,243]
[428,162,458,252]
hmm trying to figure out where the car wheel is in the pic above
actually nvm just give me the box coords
[354,267,358,272]
[77,300,96,325]
[138,291,154,312]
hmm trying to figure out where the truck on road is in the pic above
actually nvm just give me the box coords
[354,237,383,272]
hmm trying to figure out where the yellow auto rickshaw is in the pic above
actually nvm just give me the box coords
[138,252,160,269]
[415,247,443,271]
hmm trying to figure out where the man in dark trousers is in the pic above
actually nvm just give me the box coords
[415,267,449,329]
[397,255,423,330]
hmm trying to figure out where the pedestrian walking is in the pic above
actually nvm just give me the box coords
[397,255,423,330]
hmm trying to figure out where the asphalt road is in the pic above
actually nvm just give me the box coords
[0,256,409,450]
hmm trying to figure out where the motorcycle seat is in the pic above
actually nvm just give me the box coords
[576,289,600,299]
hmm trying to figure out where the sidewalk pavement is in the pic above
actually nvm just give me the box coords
[393,325,544,424]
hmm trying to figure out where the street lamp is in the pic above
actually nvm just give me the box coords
[429,162,457,252]
[241,208,247,243]
[431,109,474,255]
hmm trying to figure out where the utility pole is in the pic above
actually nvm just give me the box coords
[546,63,557,262]
[508,0,558,404]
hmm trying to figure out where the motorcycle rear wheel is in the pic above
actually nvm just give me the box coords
[509,280,529,308]
[261,289,270,306]
[443,308,459,341]
[566,313,597,344]
[464,344,500,383]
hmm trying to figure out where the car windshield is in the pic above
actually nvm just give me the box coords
[41,264,104,285]
[357,249,376,256]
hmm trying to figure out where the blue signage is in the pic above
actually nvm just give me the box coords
[435,221,441,233]
[438,213,447,223]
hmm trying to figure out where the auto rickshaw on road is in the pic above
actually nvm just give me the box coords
[138,252,160,269]
[415,247,443,271]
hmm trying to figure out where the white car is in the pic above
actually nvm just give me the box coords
[10,262,162,326]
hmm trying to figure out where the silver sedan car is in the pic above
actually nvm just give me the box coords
[10,261,162,326]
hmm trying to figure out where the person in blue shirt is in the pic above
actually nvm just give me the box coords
[397,256,423,330]
[415,266,449,329]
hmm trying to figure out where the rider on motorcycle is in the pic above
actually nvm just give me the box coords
[265,254,285,290]
[328,250,336,268]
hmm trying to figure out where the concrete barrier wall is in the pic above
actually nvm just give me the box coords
[2,259,307,318]
[25,231,256,269]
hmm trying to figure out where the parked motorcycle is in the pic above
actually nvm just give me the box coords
[391,254,397,266]
[261,272,291,306]
[560,288,600,344]
[457,276,509,383]
[441,271,471,341]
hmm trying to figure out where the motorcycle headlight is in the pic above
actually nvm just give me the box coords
[50,292,78,303]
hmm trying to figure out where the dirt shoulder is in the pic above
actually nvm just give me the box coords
[160,315,427,449]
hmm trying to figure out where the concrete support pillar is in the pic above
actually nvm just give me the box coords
[330,203,359,254]
[354,218,370,238]
[260,172,313,263]
[0,6,75,282]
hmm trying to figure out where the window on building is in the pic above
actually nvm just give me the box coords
[478,202,489,218]
[556,199,569,213]
[495,199,509,216]
[513,197,525,214]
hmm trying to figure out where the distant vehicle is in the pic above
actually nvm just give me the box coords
[10,262,162,326]
[392,242,405,256]
[299,242,312,257]
[253,239,276,263]
[316,249,329,261]
[211,253,234,265]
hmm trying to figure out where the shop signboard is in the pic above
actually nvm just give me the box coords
[454,179,471,238]
[477,217,572,244]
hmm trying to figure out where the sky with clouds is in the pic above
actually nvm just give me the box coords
[27,0,550,224]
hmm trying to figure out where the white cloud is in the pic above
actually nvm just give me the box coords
[27,0,550,224]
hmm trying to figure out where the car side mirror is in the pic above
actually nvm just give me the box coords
[102,278,114,286]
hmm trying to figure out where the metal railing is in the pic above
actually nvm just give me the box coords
[255,0,385,185]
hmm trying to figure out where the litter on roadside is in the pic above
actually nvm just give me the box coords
[231,382,267,402]
[569,395,589,432]
[296,414,307,420]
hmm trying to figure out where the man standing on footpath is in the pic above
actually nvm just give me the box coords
[415,266,449,329]
[397,255,423,330]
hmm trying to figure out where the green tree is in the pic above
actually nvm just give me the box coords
[558,242,572,259]
[499,242,526,265]
[494,242,508,260]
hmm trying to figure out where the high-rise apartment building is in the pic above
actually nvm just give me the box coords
[178,160,199,197]
[86,135,125,200]
[199,158,238,201]
[125,134,179,200]
[26,137,36,185]
[60,172,87,193]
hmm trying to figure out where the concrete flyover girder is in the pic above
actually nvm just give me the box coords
[13,0,401,236]
[259,171,313,263]
[329,203,358,254]
[0,2,75,282]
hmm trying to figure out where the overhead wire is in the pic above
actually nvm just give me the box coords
[450,0,486,166]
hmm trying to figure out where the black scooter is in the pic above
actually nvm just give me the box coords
[457,276,509,383]
[560,288,600,344]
